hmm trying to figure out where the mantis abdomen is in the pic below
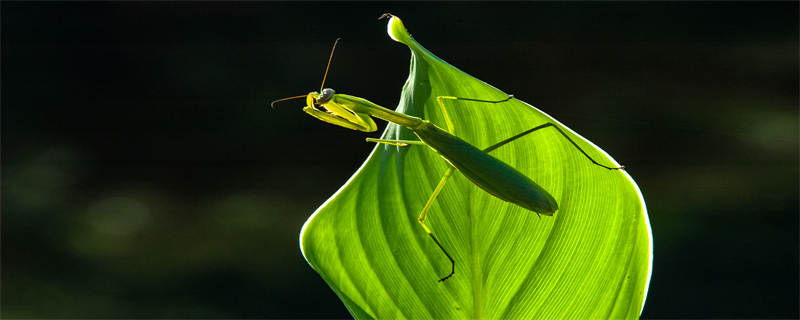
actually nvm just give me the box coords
[413,121,558,215]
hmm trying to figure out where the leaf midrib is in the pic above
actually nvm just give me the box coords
[468,180,485,320]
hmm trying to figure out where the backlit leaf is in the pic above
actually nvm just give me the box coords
[300,15,652,320]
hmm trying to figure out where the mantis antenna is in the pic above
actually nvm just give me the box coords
[270,39,341,108]
[320,38,340,93]
[270,95,307,108]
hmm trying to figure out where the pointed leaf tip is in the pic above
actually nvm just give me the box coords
[382,13,410,44]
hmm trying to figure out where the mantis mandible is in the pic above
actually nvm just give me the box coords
[273,36,624,283]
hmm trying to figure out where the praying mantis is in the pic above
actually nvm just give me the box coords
[274,37,624,283]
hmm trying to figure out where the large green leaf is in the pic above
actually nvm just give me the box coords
[300,15,651,319]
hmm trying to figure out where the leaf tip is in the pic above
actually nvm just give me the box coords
[380,13,410,44]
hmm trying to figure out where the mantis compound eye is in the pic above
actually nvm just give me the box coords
[318,88,335,104]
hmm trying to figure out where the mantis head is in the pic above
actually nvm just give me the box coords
[271,39,378,133]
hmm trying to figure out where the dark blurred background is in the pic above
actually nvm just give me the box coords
[2,2,797,319]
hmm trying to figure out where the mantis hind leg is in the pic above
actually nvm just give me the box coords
[436,95,515,134]
[483,122,624,170]
[437,94,623,170]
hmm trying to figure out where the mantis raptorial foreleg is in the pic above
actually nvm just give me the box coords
[364,138,426,147]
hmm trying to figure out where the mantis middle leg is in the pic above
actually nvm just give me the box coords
[367,95,521,282]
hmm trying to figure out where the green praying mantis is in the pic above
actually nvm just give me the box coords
[274,37,625,283]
